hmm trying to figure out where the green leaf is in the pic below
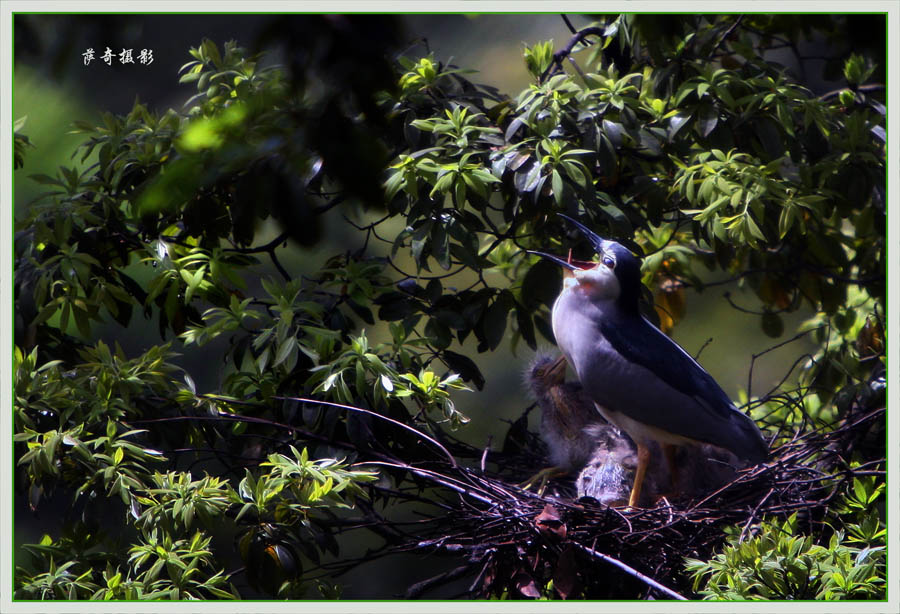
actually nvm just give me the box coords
[745,214,766,241]
[776,102,794,137]
[430,171,456,197]
[469,168,501,184]
[461,171,487,200]
[29,173,64,186]
[425,318,452,349]
[551,169,563,206]
[32,300,60,327]
[778,204,795,238]
[184,266,206,303]
[483,298,509,350]
[272,337,297,368]
[384,171,404,201]
[380,374,394,392]
[410,119,437,131]
[431,223,451,270]
[697,104,718,137]
[200,38,222,68]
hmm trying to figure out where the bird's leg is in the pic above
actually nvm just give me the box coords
[662,442,679,493]
[650,443,680,504]
[628,442,651,508]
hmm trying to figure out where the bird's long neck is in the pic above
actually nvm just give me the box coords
[552,286,613,363]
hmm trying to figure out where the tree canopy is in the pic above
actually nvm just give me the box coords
[13,14,885,600]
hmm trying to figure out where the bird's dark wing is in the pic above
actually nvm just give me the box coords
[596,312,768,462]
[598,314,735,413]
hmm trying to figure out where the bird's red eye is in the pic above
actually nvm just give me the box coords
[602,256,615,269]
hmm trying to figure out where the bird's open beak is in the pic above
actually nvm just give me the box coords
[558,213,607,253]
[528,214,611,271]
[527,250,579,270]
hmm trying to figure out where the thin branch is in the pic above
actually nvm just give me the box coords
[268,250,291,281]
[313,194,347,215]
[403,564,474,598]
[746,326,819,400]
[224,230,292,280]
[480,435,492,473]
[572,543,687,600]
[364,461,496,507]
[710,15,743,58]
[566,55,589,83]
[739,487,774,542]
[694,337,713,361]
[819,82,885,101]
[723,291,792,316]
[539,26,604,84]
[696,264,882,290]
[273,395,458,468]
[226,231,289,255]
[386,258,468,282]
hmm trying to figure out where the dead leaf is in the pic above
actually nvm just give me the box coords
[513,570,541,598]
[535,503,567,539]
[553,544,581,599]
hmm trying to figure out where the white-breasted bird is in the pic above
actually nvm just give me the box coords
[531,214,768,507]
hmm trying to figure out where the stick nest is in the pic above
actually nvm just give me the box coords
[386,403,884,599]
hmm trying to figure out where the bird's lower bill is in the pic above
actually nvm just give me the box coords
[547,354,567,382]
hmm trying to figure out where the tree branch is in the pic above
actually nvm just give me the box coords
[274,395,458,468]
[573,543,687,600]
[540,26,604,84]
[709,15,743,58]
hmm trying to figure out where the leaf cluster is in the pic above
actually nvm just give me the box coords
[686,477,885,600]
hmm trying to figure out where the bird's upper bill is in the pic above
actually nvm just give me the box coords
[528,213,618,271]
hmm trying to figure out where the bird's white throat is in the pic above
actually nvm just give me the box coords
[569,266,620,301]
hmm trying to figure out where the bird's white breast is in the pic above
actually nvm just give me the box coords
[551,285,688,446]
[595,404,696,448]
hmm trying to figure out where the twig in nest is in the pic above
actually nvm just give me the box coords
[739,487,775,542]
[480,435,492,473]
[403,564,474,598]
[572,543,687,600]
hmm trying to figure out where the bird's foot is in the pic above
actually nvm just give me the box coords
[614,502,643,511]
[613,492,676,510]
[519,466,568,495]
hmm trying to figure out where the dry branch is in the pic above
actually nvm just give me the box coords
[367,404,885,599]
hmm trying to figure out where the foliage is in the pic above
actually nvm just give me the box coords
[13,14,884,600]
[686,477,885,600]
[14,115,33,169]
